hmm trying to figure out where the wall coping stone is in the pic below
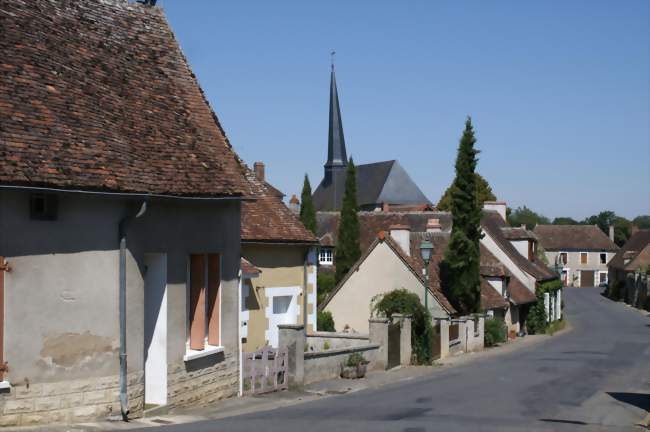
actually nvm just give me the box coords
[278,324,305,330]
[304,344,380,359]
[307,331,369,340]
[369,318,389,323]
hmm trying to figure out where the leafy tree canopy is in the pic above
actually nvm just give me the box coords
[437,173,495,211]
[581,210,630,246]
[507,206,550,230]
[632,215,650,229]
[335,159,361,282]
[552,217,578,225]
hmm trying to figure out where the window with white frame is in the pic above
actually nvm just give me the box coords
[319,248,333,265]
[600,253,607,264]
[559,252,568,265]
[599,272,607,283]
[580,252,588,264]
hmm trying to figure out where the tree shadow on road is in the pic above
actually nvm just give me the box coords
[607,392,650,412]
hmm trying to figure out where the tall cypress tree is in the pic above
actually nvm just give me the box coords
[299,174,317,234]
[335,158,361,282]
[443,117,482,314]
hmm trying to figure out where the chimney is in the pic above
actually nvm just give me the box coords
[253,162,265,181]
[289,194,300,214]
[426,218,442,233]
[389,224,411,256]
[609,225,615,242]
[382,202,390,212]
[483,201,507,221]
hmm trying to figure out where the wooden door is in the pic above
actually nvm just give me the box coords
[580,270,595,287]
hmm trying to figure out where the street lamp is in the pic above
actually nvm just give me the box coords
[419,240,433,311]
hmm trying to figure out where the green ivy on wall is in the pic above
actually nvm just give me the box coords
[527,279,563,335]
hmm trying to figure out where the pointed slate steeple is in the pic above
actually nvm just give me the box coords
[324,63,347,185]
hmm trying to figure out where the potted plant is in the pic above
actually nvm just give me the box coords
[340,353,369,379]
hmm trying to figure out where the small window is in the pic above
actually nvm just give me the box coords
[189,253,221,351]
[580,252,588,264]
[599,272,607,283]
[30,193,58,220]
[318,248,333,265]
[272,296,293,314]
[600,253,607,264]
[559,252,568,265]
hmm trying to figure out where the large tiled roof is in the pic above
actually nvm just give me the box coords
[317,211,452,252]
[480,278,509,311]
[533,225,618,252]
[483,212,557,281]
[241,166,318,244]
[0,0,250,197]
[608,229,650,270]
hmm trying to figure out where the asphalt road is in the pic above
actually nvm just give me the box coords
[136,287,650,432]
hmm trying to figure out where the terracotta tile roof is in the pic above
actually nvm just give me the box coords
[533,225,619,252]
[506,276,537,305]
[608,229,650,270]
[316,211,452,251]
[0,0,250,197]
[483,212,558,281]
[480,278,509,310]
[241,165,318,244]
[501,227,538,241]
[626,244,650,271]
[240,257,261,276]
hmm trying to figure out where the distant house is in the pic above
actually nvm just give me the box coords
[240,163,319,350]
[311,66,430,211]
[0,0,252,426]
[534,225,619,287]
[607,229,650,285]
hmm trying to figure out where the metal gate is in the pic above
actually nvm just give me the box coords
[430,323,441,360]
[242,345,288,395]
[387,322,401,369]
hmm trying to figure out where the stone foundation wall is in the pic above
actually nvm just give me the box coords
[0,372,144,427]
[166,351,238,408]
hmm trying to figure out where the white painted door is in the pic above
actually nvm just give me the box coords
[265,287,300,347]
[144,254,167,406]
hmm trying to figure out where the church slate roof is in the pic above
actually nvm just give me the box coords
[313,160,430,211]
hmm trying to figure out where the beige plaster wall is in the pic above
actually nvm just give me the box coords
[324,242,449,333]
[241,244,316,352]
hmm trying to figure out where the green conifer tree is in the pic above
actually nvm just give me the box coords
[335,159,361,282]
[299,174,317,234]
[443,118,482,314]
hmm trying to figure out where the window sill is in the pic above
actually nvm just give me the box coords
[183,345,224,362]
[0,381,11,390]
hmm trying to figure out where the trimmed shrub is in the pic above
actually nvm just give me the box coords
[373,289,433,365]
[317,310,335,332]
[317,272,336,305]
[484,318,507,347]
[527,279,563,335]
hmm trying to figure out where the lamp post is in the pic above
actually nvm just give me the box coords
[419,240,433,362]
[420,240,433,310]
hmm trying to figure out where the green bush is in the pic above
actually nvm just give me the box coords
[373,289,433,365]
[317,272,336,305]
[317,310,335,332]
[527,279,563,335]
[346,352,368,367]
[607,280,625,301]
[484,318,507,347]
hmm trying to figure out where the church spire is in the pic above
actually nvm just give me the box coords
[324,53,347,185]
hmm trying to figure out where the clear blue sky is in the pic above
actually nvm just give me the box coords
[161,0,649,220]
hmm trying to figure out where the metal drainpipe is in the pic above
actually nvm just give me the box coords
[303,249,309,336]
[118,201,147,421]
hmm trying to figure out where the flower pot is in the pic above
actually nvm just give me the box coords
[340,363,368,379]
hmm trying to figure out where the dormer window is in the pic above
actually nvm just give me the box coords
[318,248,333,266]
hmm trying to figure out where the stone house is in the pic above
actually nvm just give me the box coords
[240,163,319,351]
[533,224,619,287]
[0,0,253,426]
[607,229,650,285]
